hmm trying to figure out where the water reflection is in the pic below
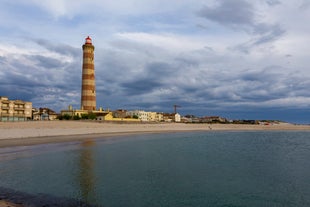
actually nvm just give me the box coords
[78,139,96,204]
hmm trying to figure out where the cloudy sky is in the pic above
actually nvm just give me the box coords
[0,0,309,123]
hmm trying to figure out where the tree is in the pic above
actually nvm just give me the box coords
[59,114,71,120]
[81,114,89,119]
[88,113,97,120]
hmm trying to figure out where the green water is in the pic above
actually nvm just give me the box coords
[0,131,310,206]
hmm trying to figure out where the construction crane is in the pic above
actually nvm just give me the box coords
[173,105,181,114]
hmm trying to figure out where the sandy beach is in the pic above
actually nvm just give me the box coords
[0,200,22,207]
[0,120,309,148]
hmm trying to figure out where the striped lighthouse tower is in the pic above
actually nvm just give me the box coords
[81,36,96,111]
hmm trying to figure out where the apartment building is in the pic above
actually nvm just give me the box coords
[126,110,165,122]
[156,112,164,122]
[126,110,149,121]
[0,96,32,121]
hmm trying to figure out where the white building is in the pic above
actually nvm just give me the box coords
[126,110,148,121]
[163,113,181,122]
[126,110,164,122]
[175,113,181,122]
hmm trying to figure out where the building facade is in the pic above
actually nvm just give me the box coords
[126,110,166,122]
[126,110,149,121]
[81,36,96,111]
[60,105,88,118]
[112,109,128,119]
[163,113,181,122]
[0,96,32,121]
[156,112,164,122]
[33,107,58,121]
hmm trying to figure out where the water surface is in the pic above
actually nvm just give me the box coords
[0,131,310,206]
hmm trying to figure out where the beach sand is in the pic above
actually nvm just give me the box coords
[0,200,23,207]
[0,120,309,148]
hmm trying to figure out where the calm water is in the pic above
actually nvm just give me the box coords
[0,131,310,206]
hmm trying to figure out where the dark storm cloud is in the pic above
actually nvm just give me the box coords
[229,69,283,100]
[230,66,310,104]
[145,62,175,78]
[102,48,216,108]
[98,34,309,122]
[0,85,36,102]
[29,55,65,69]
[240,68,280,82]
[161,61,310,114]
[94,42,196,110]
[198,0,255,28]
[198,0,285,50]
[253,24,285,45]
[121,79,162,95]
[231,24,286,53]
[32,38,80,56]
[0,63,45,101]
[94,39,178,101]
[119,62,173,95]
[0,40,82,110]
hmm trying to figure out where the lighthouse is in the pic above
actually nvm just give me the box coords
[81,36,96,111]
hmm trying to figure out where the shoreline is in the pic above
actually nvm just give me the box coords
[0,131,180,148]
[0,121,309,148]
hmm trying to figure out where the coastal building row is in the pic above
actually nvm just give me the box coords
[122,110,180,122]
[0,96,234,123]
[0,96,62,122]
[181,115,228,123]
[0,96,32,121]
[0,96,181,122]
[1,96,229,123]
[60,107,181,122]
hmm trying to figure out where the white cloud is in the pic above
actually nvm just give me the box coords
[26,0,204,18]
[116,32,204,53]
